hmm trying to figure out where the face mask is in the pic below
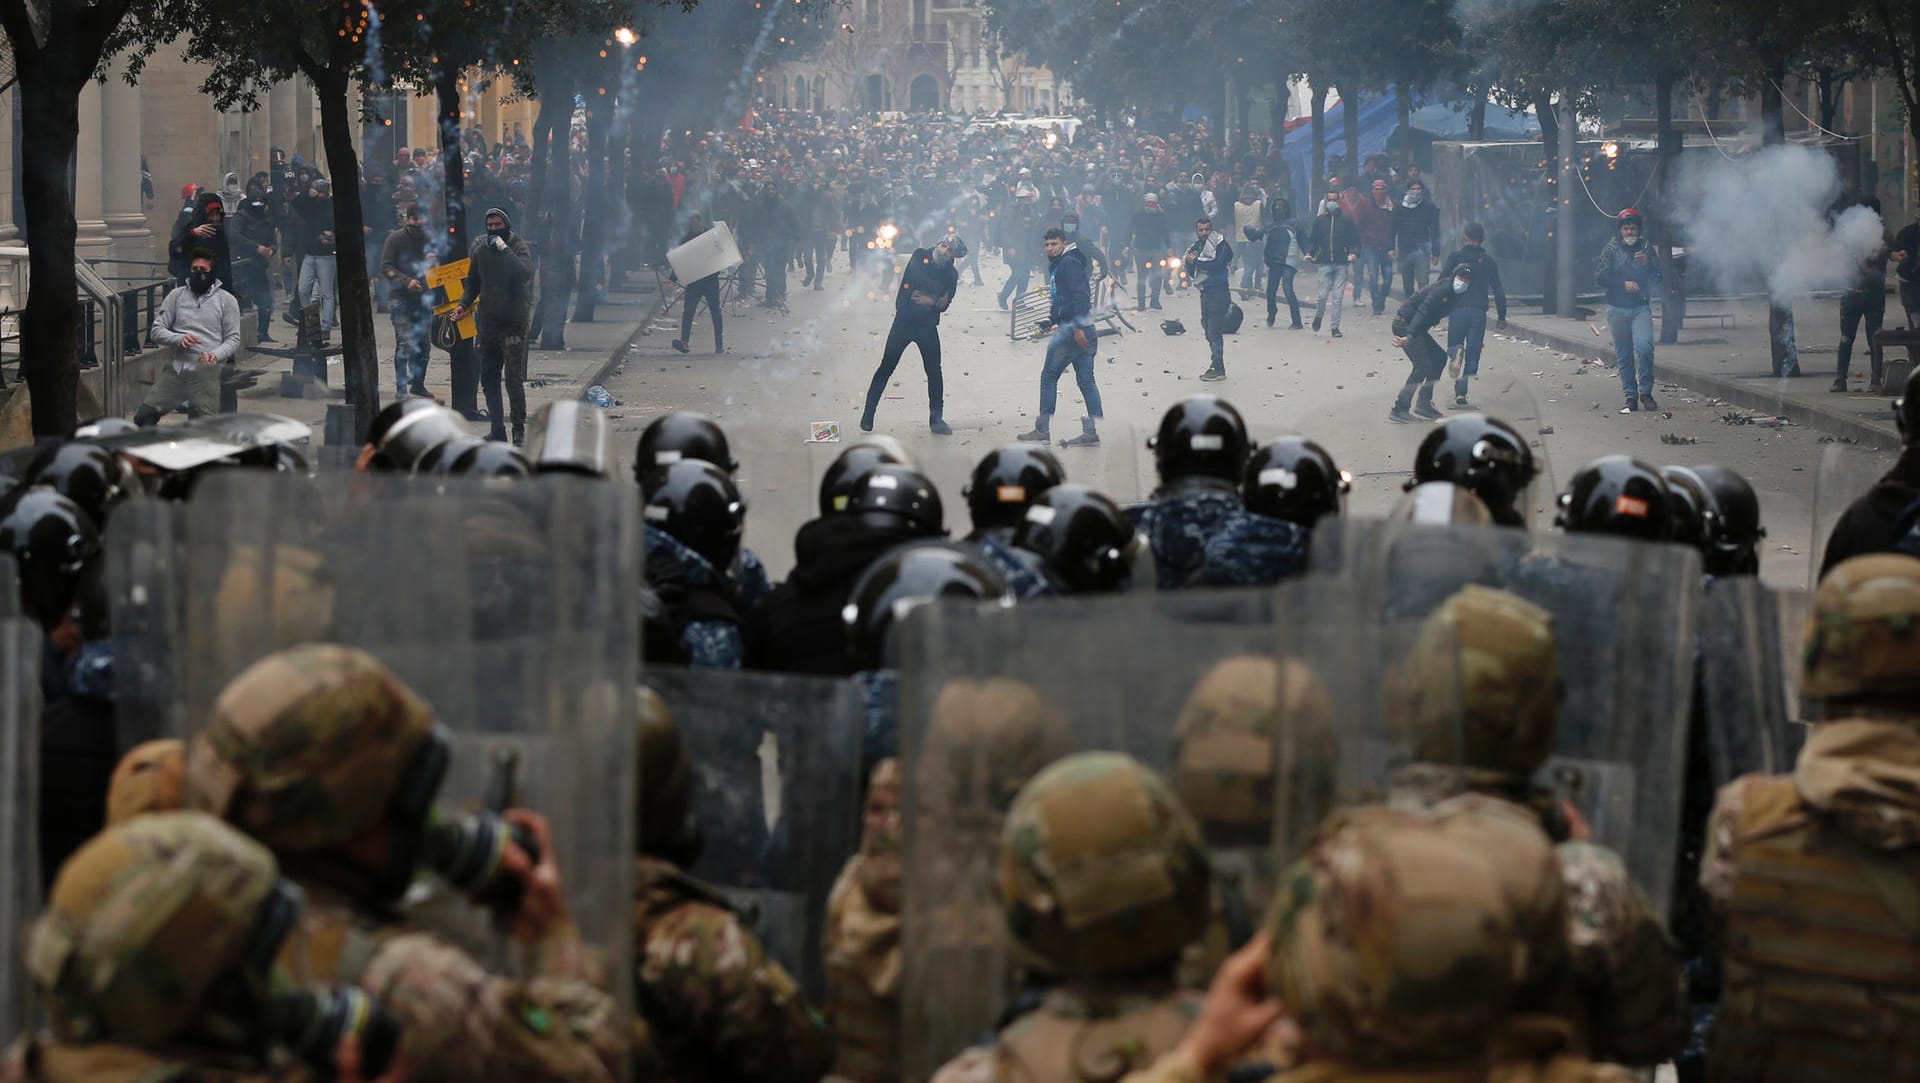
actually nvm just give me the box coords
[1063,222,1077,234]
[1324,201,1338,213]
[189,270,215,295]
[406,223,426,237]
[487,225,507,238]
[1452,277,1468,293]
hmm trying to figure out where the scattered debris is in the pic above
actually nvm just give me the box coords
[1537,424,1555,435]
[1660,433,1699,445]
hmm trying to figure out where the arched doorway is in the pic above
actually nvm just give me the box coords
[909,74,940,113]
[864,73,889,112]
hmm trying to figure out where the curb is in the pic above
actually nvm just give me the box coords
[1504,320,1903,450]
[576,288,668,402]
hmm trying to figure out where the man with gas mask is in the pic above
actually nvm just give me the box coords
[7,812,410,1083]
[182,644,630,1083]
[135,248,241,426]
[861,234,966,436]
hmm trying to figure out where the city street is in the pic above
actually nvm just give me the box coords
[605,256,1897,587]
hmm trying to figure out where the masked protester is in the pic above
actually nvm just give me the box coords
[380,203,437,402]
[134,249,240,426]
[862,234,966,436]
[1595,207,1664,413]
[1389,263,1473,424]
[233,197,279,342]
[453,207,534,445]
[669,213,725,356]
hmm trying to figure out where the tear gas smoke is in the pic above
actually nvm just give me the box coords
[1672,144,1882,304]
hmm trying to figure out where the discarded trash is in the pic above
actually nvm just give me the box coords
[1661,433,1699,445]
[585,385,614,408]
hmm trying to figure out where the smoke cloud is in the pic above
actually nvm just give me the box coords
[1672,144,1882,303]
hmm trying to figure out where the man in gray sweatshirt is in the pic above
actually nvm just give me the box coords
[134,247,242,425]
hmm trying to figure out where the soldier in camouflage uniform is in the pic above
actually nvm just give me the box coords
[103,738,185,826]
[928,751,1213,1083]
[1386,584,1688,1067]
[627,684,834,1082]
[182,644,629,1083]
[1699,553,1920,1081]
[822,757,904,1083]
[4,811,405,1083]
[1170,655,1334,984]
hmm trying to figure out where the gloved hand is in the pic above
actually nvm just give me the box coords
[489,235,508,252]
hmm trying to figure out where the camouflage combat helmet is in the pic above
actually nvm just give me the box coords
[105,739,187,827]
[1267,800,1569,1067]
[998,751,1212,980]
[635,682,701,864]
[27,811,286,1045]
[1388,584,1564,778]
[1172,656,1332,841]
[915,678,1072,830]
[1802,553,1920,704]
[187,644,438,853]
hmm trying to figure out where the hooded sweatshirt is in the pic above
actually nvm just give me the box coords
[463,206,535,326]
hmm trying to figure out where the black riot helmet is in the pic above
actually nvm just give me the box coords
[0,488,102,631]
[1243,437,1348,527]
[366,399,467,473]
[448,440,534,479]
[634,411,737,480]
[415,436,488,477]
[1659,466,1718,563]
[1407,413,1538,528]
[1010,484,1142,594]
[230,441,310,477]
[69,416,139,441]
[819,436,919,515]
[23,442,131,529]
[843,463,945,537]
[1554,455,1674,542]
[1687,464,1765,578]
[841,540,1011,669]
[1149,395,1249,486]
[639,460,748,571]
[964,445,1066,537]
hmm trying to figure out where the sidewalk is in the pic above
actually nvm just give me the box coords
[1501,295,1904,448]
[229,279,663,448]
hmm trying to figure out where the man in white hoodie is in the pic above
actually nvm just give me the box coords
[133,248,241,425]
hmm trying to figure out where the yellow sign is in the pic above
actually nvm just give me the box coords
[426,259,476,340]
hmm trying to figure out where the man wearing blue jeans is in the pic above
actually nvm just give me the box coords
[1441,222,1508,407]
[1594,207,1663,412]
[1021,227,1103,448]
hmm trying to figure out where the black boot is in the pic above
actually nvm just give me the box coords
[929,407,952,436]
[1388,388,1416,424]
[1413,389,1443,420]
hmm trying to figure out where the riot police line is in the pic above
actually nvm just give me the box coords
[0,371,1916,1083]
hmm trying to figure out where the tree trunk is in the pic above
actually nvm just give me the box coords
[436,64,478,415]
[1816,68,1841,131]
[1469,89,1487,142]
[531,57,576,350]
[1395,82,1412,173]
[1310,79,1326,192]
[1536,92,1560,316]
[1339,85,1360,181]
[573,95,611,322]
[1760,60,1798,375]
[1655,69,1686,344]
[312,65,380,441]
[15,70,83,435]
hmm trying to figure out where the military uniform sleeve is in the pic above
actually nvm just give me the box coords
[1699,774,1762,911]
[1557,841,1687,1066]
[358,931,626,1083]
[638,900,833,1083]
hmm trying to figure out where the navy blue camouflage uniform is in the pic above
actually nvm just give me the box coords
[1192,511,1311,588]
[642,526,746,668]
[969,534,1057,600]
[1126,481,1245,589]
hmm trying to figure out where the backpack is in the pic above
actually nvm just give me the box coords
[1223,302,1245,335]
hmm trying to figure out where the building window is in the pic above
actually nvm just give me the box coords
[865,0,879,28]
[912,0,926,40]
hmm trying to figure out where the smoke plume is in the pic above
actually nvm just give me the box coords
[1672,144,1882,303]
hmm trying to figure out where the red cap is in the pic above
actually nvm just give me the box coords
[181,183,198,199]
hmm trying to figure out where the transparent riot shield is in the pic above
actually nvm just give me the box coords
[1506,532,1701,915]
[1,618,41,1040]
[1809,442,1889,587]
[0,553,16,618]
[894,588,1279,1078]
[176,471,639,1019]
[640,667,865,1002]
[1698,578,1809,786]
[106,496,185,748]
[525,399,614,476]
[1304,514,1532,622]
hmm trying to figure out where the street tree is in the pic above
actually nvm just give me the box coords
[0,0,178,435]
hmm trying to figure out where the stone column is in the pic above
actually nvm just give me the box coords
[74,77,111,263]
[102,63,154,268]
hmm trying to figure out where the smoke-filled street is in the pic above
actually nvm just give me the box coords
[608,258,1886,585]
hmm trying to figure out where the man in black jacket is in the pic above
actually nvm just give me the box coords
[1129,191,1173,311]
[168,192,232,295]
[1391,178,1440,301]
[1304,186,1359,338]
[232,197,278,341]
[1821,369,1920,576]
[1440,222,1508,407]
[1389,263,1473,424]
[861,234,965,435]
